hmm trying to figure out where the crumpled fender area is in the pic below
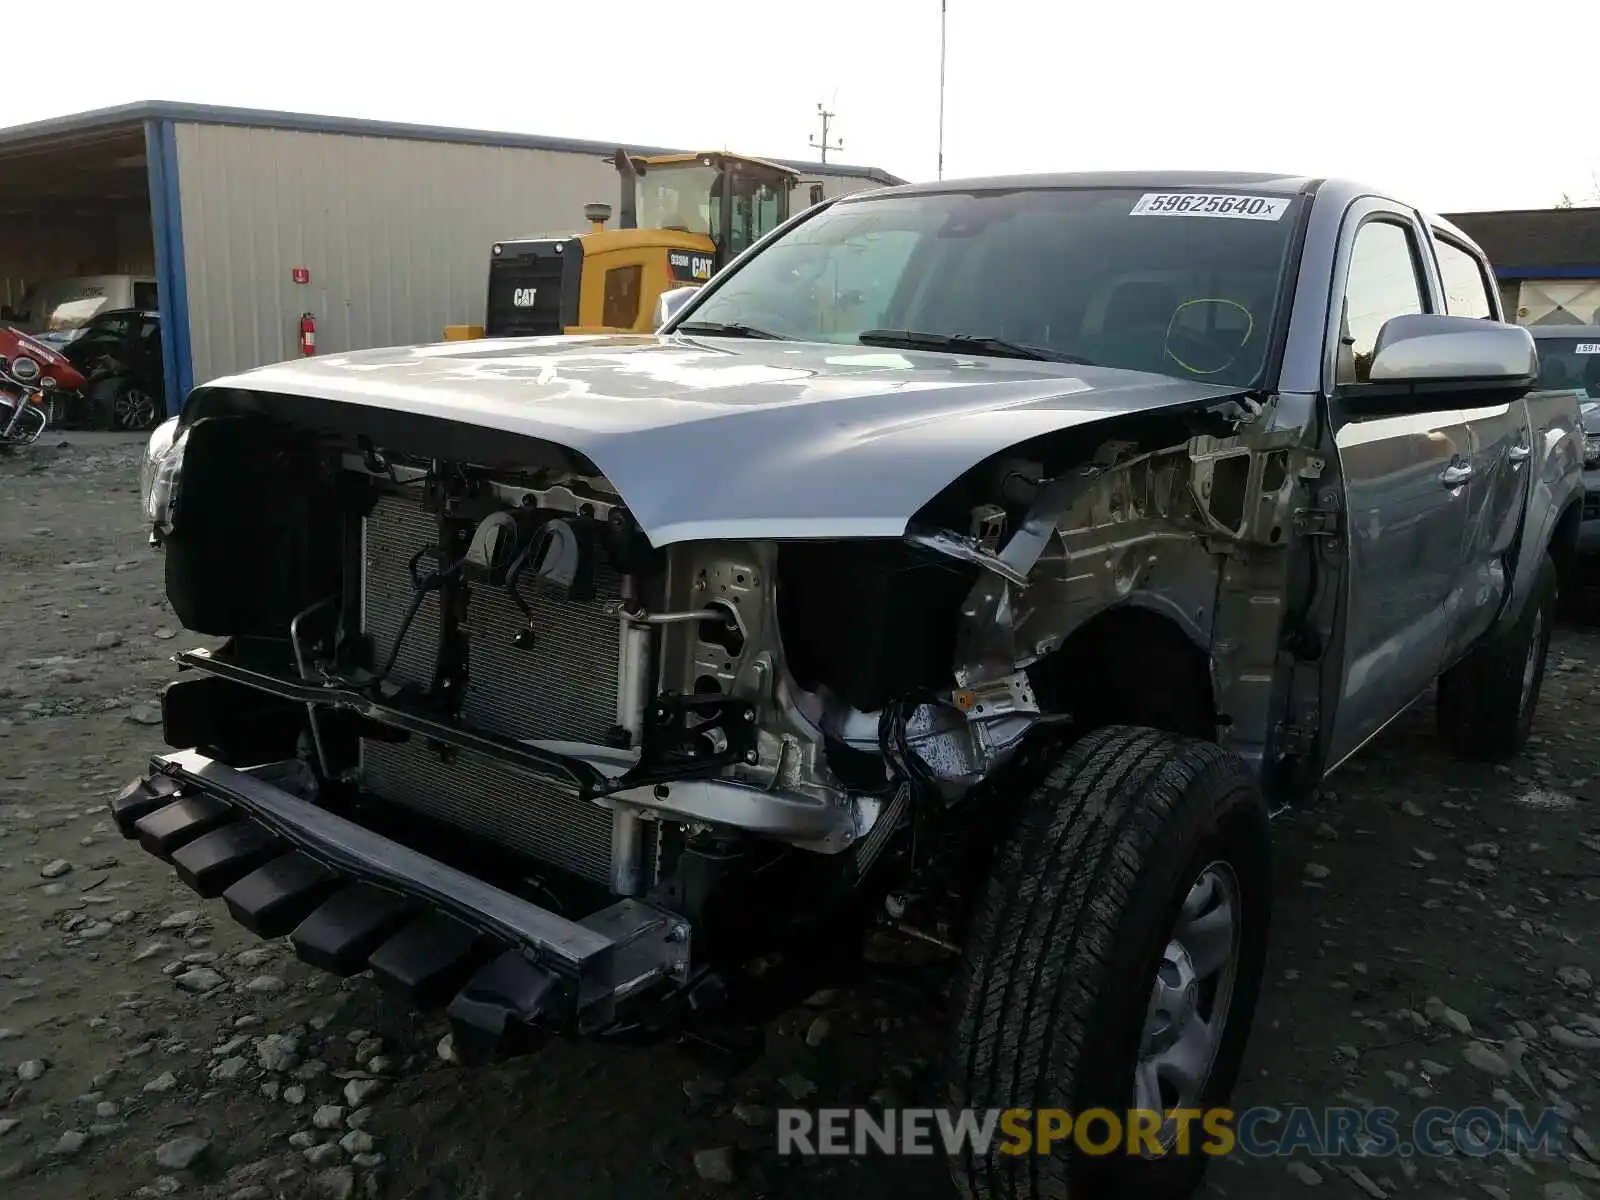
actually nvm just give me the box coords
[811,397,1326,775]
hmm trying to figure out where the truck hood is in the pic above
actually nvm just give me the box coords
[192,334,1246,546]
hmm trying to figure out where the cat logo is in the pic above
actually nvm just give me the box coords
[668,250,715,284]
[512,287,539,308]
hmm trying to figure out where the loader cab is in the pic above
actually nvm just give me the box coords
[619,151,798,268]
[481,150,800,339]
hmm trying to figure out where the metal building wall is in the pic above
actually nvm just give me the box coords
[171,122,628,386]
[796,173,887,203]
[170,121,896,389]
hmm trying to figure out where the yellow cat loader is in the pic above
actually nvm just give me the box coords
[481,149,810,338]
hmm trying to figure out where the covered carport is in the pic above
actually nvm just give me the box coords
[0,109,184,416]
[1,101,903,424]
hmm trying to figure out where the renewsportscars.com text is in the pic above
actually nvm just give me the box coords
[777,1106,1562,1159]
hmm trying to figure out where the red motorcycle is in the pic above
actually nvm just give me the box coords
[1,326,87,447]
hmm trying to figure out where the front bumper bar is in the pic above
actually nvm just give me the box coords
[171,648,854,844]
[112,750,691,1057]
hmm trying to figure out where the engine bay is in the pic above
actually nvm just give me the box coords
[150,392,1315,939]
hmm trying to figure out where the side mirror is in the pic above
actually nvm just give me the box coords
[653,286,700,333]
[1353,314,1536,406]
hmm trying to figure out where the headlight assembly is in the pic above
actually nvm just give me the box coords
[140,416,188,540]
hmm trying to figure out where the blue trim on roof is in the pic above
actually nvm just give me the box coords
[0,100,906,187]
[1492,264,1600,280]
[144,119,192,417]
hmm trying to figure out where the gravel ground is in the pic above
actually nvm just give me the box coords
[4,433,1600,1200]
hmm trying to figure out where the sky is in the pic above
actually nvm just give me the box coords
[6,0,1595,214]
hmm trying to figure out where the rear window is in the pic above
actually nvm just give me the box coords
[1433,237,1496,319]
[1534,337,1600,396]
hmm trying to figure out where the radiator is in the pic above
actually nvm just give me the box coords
[359,494,627,887]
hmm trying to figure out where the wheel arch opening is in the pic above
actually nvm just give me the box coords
[1549,495,1583,584]
[1029,604,1217,742]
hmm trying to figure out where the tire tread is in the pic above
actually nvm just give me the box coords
[948,725,1266,1200]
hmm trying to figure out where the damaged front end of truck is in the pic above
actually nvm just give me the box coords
[112,333,1321,1064]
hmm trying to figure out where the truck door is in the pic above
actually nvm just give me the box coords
[1323,208,1472,769]
[1428,232,1534,665]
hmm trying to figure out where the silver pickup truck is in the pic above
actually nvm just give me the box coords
[124,172,1580,1200]
[1529,324,1600,554]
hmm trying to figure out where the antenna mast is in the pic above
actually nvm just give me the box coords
[938,0,947,179]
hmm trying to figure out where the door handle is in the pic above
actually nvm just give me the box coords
[1508,443,1531,463]
[1439,461,1473,487]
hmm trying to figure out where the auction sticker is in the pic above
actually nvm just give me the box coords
[1576,343,1600,354]
[1129,193,1290,220]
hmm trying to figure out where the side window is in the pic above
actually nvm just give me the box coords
[87,314,134,342]
[726,189,753,258]
[1340,219,1427,384]
[1432,237,1495,320]
[752,184,784,241]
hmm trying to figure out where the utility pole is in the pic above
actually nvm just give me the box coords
[937,0,947,180]
[809,103,843,163]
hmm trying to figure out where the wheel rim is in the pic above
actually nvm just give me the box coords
[1133,861,1241,1154]
[1521,606,1545,715]
[0,399,45,444]
[114,388,157,430]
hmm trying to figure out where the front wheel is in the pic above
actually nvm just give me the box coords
[0,397,46,447]
[947,725,1272,1200]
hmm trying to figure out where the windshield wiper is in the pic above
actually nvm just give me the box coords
[857,329,1095,365]
[674,321,791,341]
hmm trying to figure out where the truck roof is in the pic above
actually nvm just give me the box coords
[636,151,798,178]
[1528,324,1600,340]
[841,171,1481,256]
[871,169,1319,197]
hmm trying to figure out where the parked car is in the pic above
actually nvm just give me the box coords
[122,172,1580,1200]
[63,307,165,430]
[1530,325,1600,555]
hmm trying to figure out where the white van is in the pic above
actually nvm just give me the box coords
[2,275,160,344]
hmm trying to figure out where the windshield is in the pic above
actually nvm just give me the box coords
[1534,336,1600,398]
[45,296,112,332]
[682,186,1304,388]
[637,164,719,236]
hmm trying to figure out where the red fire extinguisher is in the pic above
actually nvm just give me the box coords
[299,313,316,357]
